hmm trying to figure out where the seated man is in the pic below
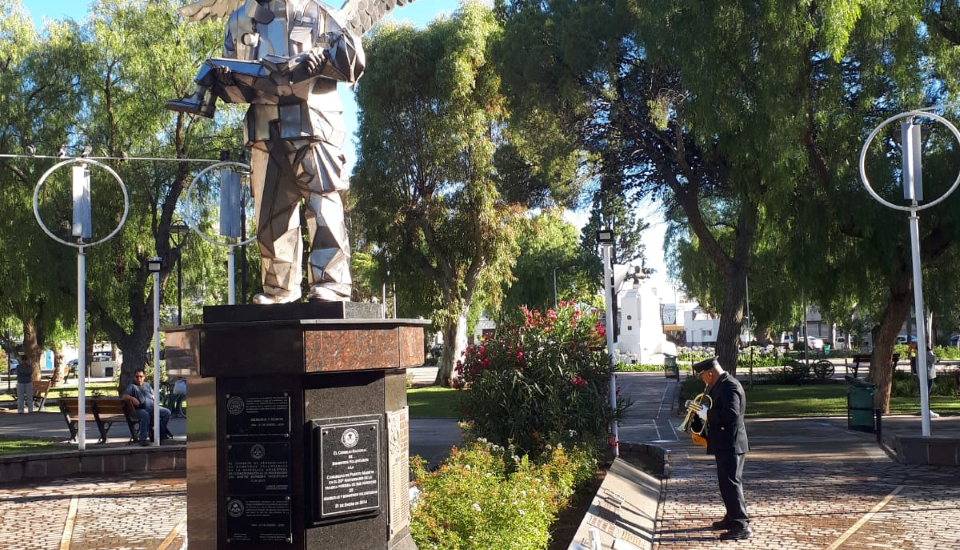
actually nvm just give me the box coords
[122,369,172,446]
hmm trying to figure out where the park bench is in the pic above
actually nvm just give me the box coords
[845,353,899,378]
[32,379,51,410]
[58,397,141,444]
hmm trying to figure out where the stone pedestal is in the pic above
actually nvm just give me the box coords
[163,302,426,550]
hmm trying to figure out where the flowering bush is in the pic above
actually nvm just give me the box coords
[456,302,629,458]
[410,440,598,550]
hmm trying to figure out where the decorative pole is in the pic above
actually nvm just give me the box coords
[185,161,253,305]
[34,157,129,451]
[859,109,960,437]
[149,257,162,446]
[597,227,619,457]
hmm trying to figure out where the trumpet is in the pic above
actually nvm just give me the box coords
[678,385,712,437]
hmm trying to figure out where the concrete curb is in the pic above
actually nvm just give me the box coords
[0,443,186,484]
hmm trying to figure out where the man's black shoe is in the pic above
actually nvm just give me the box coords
[712,518,735,530]
[719,526,753,541]
[139,440,150,447]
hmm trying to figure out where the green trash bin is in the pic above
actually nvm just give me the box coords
[663,355,679,379]
[823,344,831,356]
[847,383,876,432]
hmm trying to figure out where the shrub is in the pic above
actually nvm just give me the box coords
[410,440,598,550]
[457,302,629,458]
[890,370,957,397]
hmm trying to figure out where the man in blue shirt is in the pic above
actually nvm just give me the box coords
[122,369,172,446]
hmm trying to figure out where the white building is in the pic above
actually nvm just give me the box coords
[684,307,720,345]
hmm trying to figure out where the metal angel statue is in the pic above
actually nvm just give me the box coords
[168,0,415,303]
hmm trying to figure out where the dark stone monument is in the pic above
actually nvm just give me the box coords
[163,302,426,550]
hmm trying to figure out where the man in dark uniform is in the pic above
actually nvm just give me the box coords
[689,357,752,540]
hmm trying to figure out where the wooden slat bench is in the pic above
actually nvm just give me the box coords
[58,397,141,444]
[845,353,900,378]
[32,379,51,410]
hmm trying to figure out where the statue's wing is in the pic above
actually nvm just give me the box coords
[337,0,419,37]
[178,0,246,22]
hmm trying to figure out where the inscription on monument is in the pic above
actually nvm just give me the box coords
[225,392,291,437]
[226,442,292,495]
[225,496,293,544]
[315,418,381,518]
[224,391,294,545]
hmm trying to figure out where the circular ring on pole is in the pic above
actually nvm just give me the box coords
[33,158,130,249]
[859,110,960,212]
[184,161,256,248]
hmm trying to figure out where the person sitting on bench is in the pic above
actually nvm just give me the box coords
[122,369,172,446]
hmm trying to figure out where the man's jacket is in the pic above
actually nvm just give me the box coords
[706,372,749,454]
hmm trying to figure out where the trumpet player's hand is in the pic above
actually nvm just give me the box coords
[687,402,708,420]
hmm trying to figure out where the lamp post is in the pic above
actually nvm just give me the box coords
[34,157,129,451]
[596,227,619,457]
[185,161,253,305]
[148,257,162,446]
[859,109,960,437]
[170,223,190,324]
[553,267,558,308]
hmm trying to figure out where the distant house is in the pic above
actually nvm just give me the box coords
[684,308,719,345]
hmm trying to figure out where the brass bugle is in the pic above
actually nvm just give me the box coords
[678,385,713,435]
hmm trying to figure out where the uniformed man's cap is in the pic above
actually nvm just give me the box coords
[693,357,720,373]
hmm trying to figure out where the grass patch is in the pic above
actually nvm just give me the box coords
[745,384,960,417]
[407,386,459,419]
[0,438,63,456]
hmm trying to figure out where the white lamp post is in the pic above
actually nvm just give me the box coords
[34,157,129,451]
[859,109,960,437]
[148,257,162,446]
[597,227,619,457]
[184,161,253,305]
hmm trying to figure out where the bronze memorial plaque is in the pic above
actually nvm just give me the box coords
[225,496,293,544]
[224,391,294,544]
[226,442,292,495]
[225,392,292,437]
[313,416,381,519]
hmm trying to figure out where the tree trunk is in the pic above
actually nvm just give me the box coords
[870,273,912,413]
[21,318,43,383]
[434,312,468,388]
[716,267,747,377]
[116,316,155,396]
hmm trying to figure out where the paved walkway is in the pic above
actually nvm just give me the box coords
[2,368,960,549]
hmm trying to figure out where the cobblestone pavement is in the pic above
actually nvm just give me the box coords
[3,370,959,549]
[655,419,960,550]
[0,474,186,550]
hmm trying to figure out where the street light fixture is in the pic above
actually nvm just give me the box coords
[148,256,162,446]
[170,222,190,324]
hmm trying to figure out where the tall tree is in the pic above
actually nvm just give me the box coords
[353,2,581,386]
[500,210,600,319]
[0,0,88,381]
[496,0,772,374]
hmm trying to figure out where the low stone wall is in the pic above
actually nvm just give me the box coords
[0,444,186,484]
[893,436,960,467]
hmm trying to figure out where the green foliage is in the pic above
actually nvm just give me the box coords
[933,345,960,361]
[353,2,526,385]
[889,370,957,398]
[499,210,599,319]
[410,439,598,550]
[458,302,628,457]
[615,363,664,372]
